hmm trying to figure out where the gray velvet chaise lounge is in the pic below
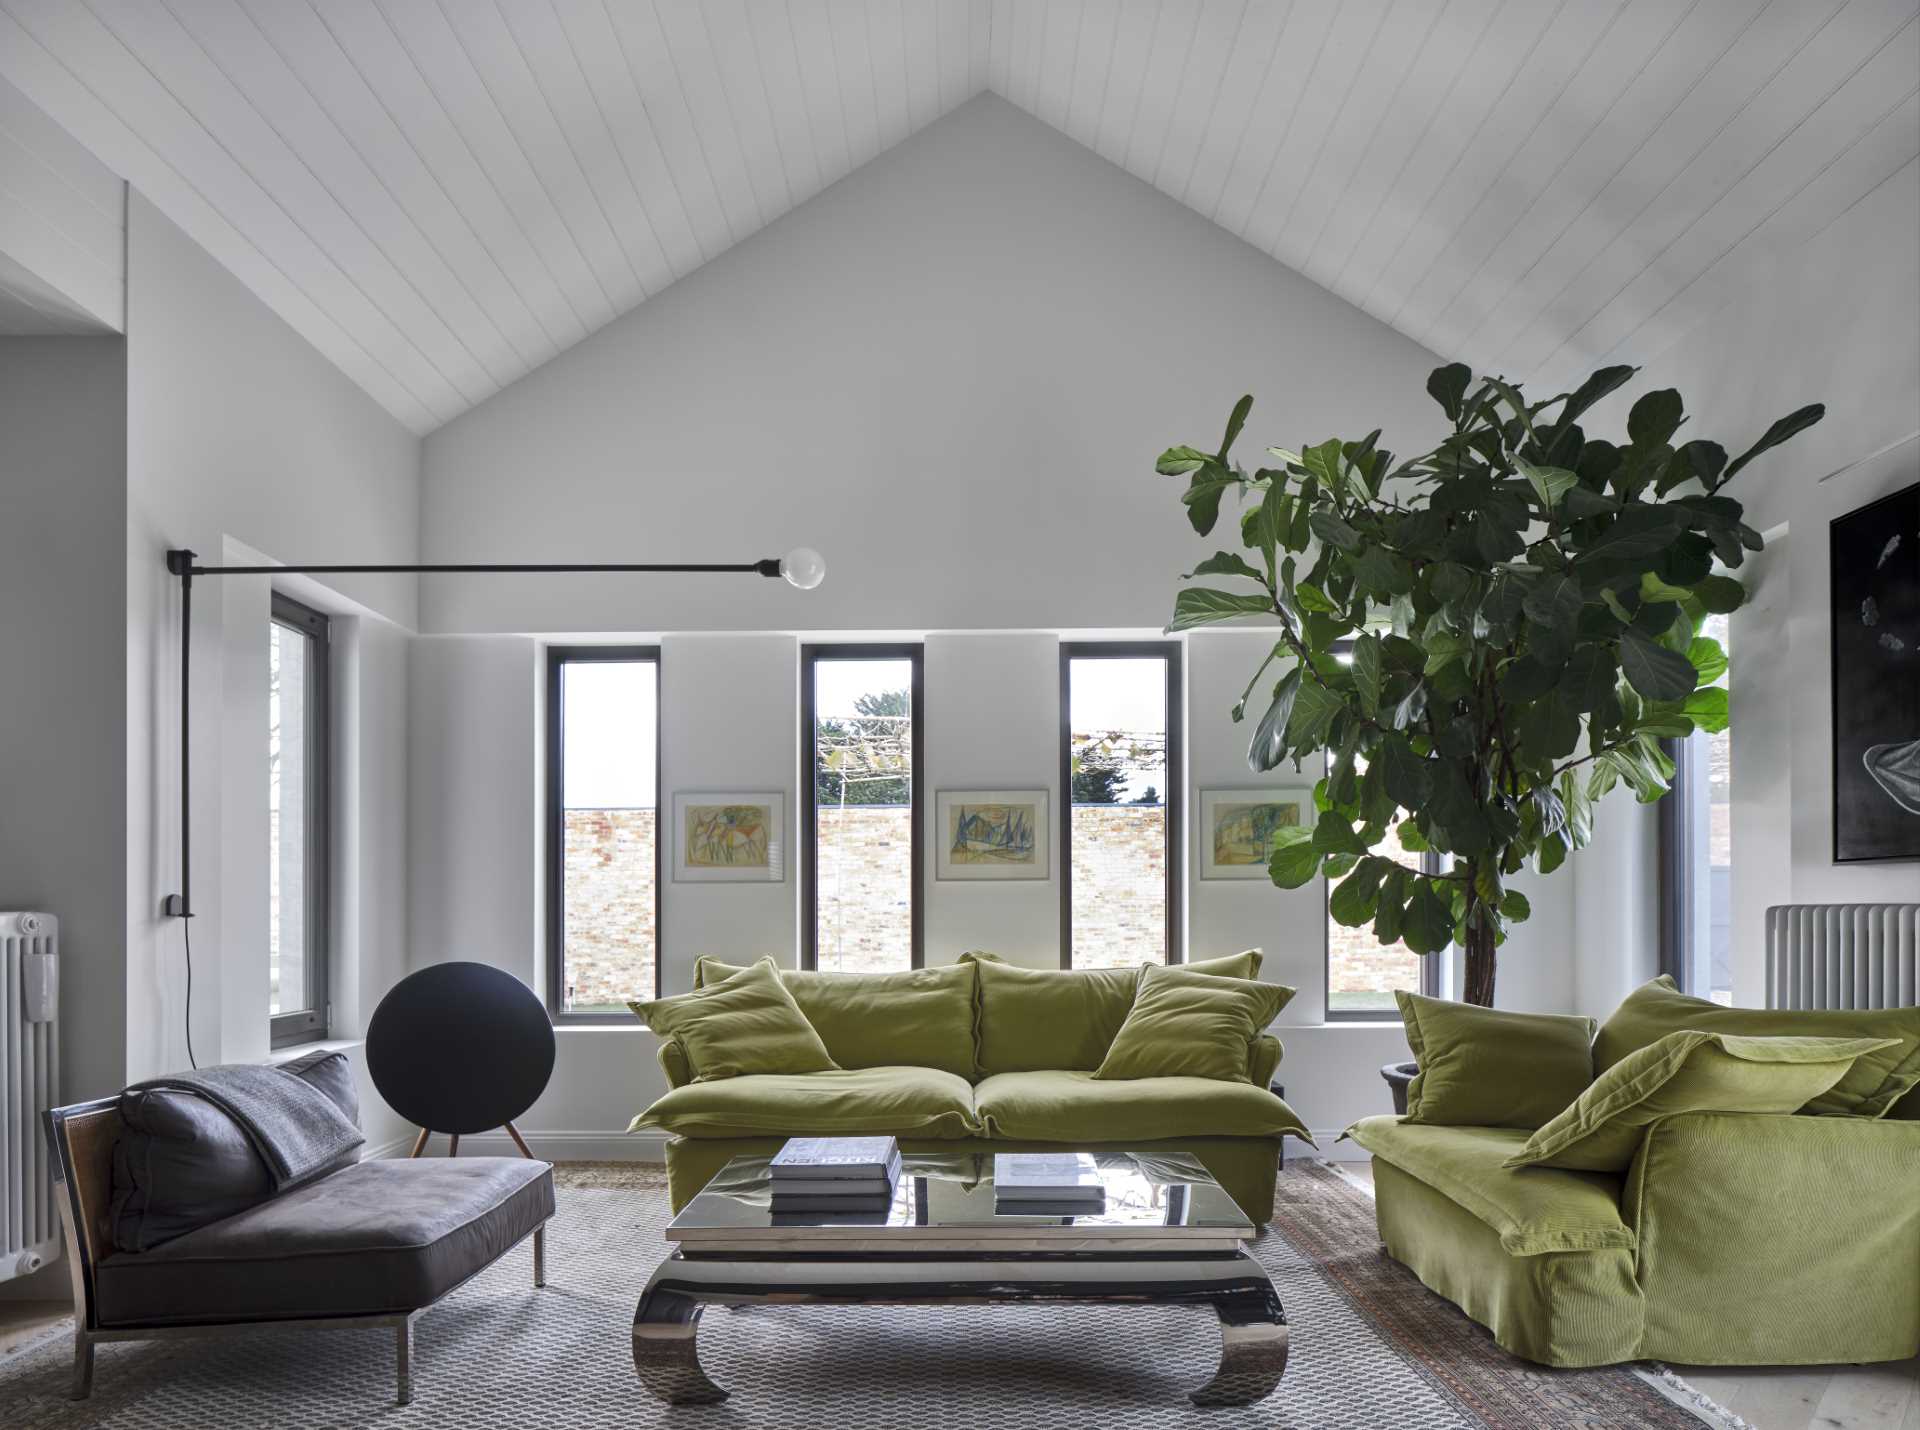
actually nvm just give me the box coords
[44,1074,554,1405]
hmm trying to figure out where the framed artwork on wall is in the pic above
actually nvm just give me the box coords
[1198,787,1313,880]
[1830,480,1919,863]
[672,792,786,882]
[935,790,1049,881]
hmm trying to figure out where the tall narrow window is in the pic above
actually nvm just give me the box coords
[1662,612,1733,1004]
[546,647,661,1018]
[269,593,329,1047]
[803,645,923,972]
[1326,779,1443,1016]
[1061,644,1182,968]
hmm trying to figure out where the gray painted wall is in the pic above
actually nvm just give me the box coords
[0,336,128,1102]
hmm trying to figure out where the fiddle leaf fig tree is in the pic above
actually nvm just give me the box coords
[1161,363,1823,1006]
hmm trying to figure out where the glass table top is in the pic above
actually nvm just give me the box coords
[666,1148,1254,1253]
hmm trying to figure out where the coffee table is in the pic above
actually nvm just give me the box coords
[632,1148,1287,1408]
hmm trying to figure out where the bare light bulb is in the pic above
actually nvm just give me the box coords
[780,546,826,590]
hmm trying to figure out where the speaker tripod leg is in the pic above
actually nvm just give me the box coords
[504,1121,535,1159]
[447,1134,460,1157]
[409,1128,431,1158]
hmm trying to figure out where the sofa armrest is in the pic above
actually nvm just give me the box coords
[1624,1111,1920,1362]
[656,1037,694,1090]
[1249,1033,1283,1089]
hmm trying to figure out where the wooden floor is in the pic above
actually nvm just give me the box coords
[1337,1161,1918,1430]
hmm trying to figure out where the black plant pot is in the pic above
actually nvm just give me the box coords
[1380,1060,1418,1116]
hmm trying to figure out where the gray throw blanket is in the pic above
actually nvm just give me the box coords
[127,1063,365,1191]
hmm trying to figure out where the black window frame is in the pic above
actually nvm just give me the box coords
[1322,637,1443,1020]
[544,644,663,1023]
[269,591,330,1049]
[801,643,925,971]
[1658,733,1704,995]
[1059,641,1184,969]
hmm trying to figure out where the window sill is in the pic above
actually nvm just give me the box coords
[266,1037,364,1064]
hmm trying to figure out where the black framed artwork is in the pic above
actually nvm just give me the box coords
[1830,480,1920,863]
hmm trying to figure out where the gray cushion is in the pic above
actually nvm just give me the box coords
[94,1157,553,1327]
[111,1050,362,1253]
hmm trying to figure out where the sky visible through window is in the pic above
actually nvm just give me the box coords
[563,661,657,808]
[1069,657,1166,802]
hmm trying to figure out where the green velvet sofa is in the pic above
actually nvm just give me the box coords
[630,952,1311,1225]
[1346,985,1920,1369]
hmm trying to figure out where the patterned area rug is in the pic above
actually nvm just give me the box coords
[3,1160,1732,1429]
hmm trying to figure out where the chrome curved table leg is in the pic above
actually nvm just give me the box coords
[1190,1282,1289,1407]
[632,1284,728,1405]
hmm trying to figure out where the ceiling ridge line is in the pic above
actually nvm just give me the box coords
[1450,0,1778,361]
[1499,0,1855,371]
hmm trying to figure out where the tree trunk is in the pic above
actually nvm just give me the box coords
[1462,917,1497,1007]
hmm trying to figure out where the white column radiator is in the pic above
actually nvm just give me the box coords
[1765,903,1919,1010]
[3,911,59,1282]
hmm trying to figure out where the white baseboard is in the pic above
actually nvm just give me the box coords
[368,1129,669,1163]
[1307,1131,1369,1162]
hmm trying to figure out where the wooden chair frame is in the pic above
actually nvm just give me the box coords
[43,1097,548,1405]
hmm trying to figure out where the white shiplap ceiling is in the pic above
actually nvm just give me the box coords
[2,1,1914,432]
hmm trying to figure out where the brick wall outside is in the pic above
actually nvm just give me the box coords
[1327,819,1424,1011]
[562,808,657,1012]
[561,804,1192,994]
[1070,805,1166,968]
[816,806,913,974]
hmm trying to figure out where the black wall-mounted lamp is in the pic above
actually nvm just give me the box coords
[160,545,826,921]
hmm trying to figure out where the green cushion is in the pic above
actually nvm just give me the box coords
[1595,976,1920,1118]
[1094,964,1293,1082]
[973,1070,1310,1143]
[692,957,976,1081]
[1179,949,1264,979]
[960,955,1141,1074]
[1397,991,1597,1130]
[1344,1116,1636,1256]
[630,1065,978,1139]
[629,958,838,1082]
[1505,1031,1901,1172]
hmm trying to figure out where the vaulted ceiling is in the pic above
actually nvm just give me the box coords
[3,1,1915,434]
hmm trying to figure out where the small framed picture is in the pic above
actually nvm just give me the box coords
[672,792,786,882]
[1199,787,1312,880]
[935,789,1050,881]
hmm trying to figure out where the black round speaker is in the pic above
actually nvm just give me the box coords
[366,962,556,1136]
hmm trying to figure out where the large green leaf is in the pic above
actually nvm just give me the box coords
[1329,856,1391,927]
[1522,574,1583,632]
[1427,363,1473,421]
[1722,403,1825,484]
[1620,630,1699,701]
[1268,826,1321,888]
[1181,466,1240,536]
[1379,735,1430,807]
[1247,668,1302,772]
[1285,678,1346,748]
[1687,635,1728,686]
[1516,457,1578,510]
[1156,445,1211,475]
[1562,644,1619,713]
[1683,685,1729,733]
[1168,587,1273,631]
[1309,509,1362,551]
[1573,506,1682,567]
[1519,688,1581,758]
[1219,394,1253,461]
[1628,388,1684,448]
[1186,551,1267,583]
[1401,878,1453,954]
[1546,364,1637,433]
[1350,633,1382,719]
[1692,574,1745,614]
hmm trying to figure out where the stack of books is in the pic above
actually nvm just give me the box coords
[768,1136,901,1223]
[993,1152,1107,1217]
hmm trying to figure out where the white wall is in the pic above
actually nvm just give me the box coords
[1571,157,1920,1011]
[123,191,420,1123]
[0,337,127,1101]
[419,93,1445,636]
